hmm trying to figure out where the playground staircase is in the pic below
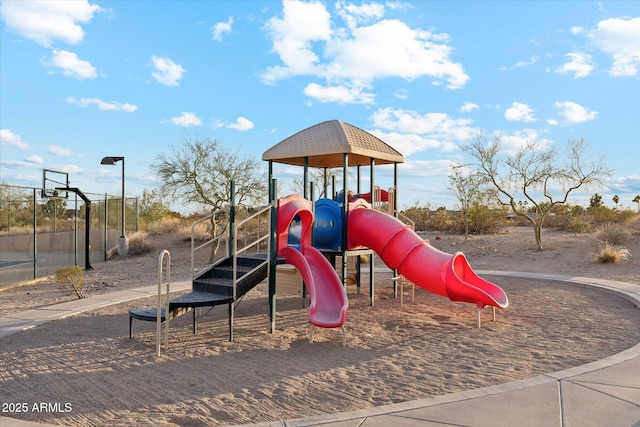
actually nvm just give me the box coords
[129,254,268,344]
[129,200,272,350]
[192,255,268,298]
[169,254,268,334]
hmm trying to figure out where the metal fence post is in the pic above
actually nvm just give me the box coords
[33,188,37,280]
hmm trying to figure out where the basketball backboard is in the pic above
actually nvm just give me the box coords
[41,169,70,199]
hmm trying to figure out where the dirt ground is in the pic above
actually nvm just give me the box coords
[1,226,639,426]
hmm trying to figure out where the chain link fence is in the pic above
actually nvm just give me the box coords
[0,183,139,289]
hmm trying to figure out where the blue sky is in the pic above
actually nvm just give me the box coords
[1,0,639,212]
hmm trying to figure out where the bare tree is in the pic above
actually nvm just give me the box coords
[447,162,483,238]
[462,132,611,250]
[151,136,265,242]
[291,168,341,199]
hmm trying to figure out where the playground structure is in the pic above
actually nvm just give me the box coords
[129,120,508,352]
[263,120,508,333]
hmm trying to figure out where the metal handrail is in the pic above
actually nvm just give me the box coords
[189,203,271,301]
[232,203,272,299]
[156,249,170,356]
[387,187,415,229]
[190,208,230,282]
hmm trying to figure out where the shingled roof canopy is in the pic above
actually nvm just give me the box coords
[262,120,404,168]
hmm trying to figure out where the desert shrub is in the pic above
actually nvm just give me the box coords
[128,231,153,255]
[596,224,631,245]
[55,266,86,299]
[194,222,214,243]
[593,242,631,264]
[142,216,183,235]
[567,218,593,233]
[544,213,569,230]
[626,214,640,234]
[181,220,214,243]
[467,203,504,234]
[617,209,638,226]
[402,206,430,232]
[426,208,454,232]
[587,206,618,226]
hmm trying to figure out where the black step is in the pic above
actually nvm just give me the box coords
[129,306,191,322]
[193,255,267,296]
[170,291,232,307]
[193,277,234,295]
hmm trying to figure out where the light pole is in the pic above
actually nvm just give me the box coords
[101,156,128,256]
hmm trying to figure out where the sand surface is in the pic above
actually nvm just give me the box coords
[1,226,639,426]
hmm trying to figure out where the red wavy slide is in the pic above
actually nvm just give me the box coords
[347,205,508,310]
[276,195,348,343]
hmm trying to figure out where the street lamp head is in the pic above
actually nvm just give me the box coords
[100,155,127,241]
[101,156,124,165]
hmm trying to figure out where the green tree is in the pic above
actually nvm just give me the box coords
[447,162,483,238]
[0,182,28,231]
[151,136,265,249]
[41,197,68,218]
[463,133,610,250]
[590,193,603,208]
[612,194,620,210]
[139,188,171,223]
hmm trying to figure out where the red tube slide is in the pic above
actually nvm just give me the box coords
[347,207,508,309]
[283,246,348,328]
[277,195,348,329]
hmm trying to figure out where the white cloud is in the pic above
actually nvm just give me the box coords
[369,130,450,156]
[48,145,83,157]
[3,154,44,169]
[497,129,550,154]
[553,101,598,123]
[460,102,479,113]
[151,56,186,86]
[0,129,30,150]
[303,82,374,104]
[401,159,454,178]
[25,154,44,165]
[515,56,539,68]
[44,49,97,79]
[555,52,593,78]
[499,56,539,71]
[325,20,468,87]
[394,88,408,99]
[0,0,103,47]
[213,16,233,41]
[262,1,332,83]
[370,107,477,155]
[336,1,384,30]
[261,1,468,104]
[570,26,583,35]
[504,102,536,122]
[66,97,138,112]
[227,117,254,131]
[171,112,202,127]
[589,17,640,77]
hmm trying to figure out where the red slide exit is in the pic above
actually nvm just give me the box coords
[347,207,508,310]
[276,195,348,343]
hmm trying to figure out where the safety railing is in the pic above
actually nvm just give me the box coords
[380,186,415,229]
[231,204,272,300]
[156,249,171,356]
[190,208,230,282]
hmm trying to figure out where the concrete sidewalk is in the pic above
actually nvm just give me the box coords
[2,272,639,427]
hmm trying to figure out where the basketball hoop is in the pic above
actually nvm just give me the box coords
[41,169,70,199]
